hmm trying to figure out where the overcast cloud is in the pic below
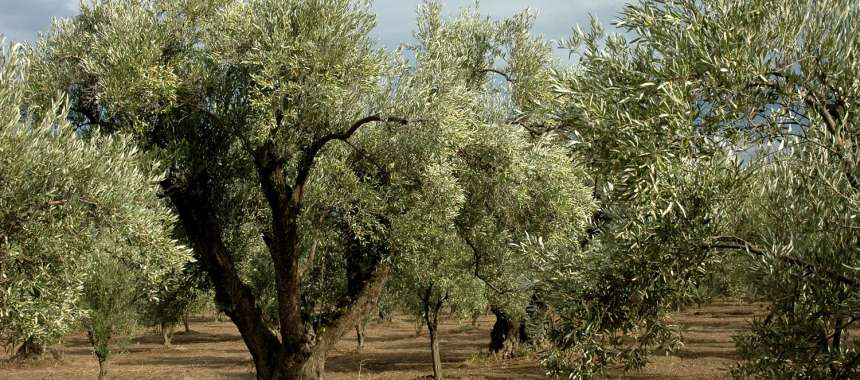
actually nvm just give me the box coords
[0,0,626,59]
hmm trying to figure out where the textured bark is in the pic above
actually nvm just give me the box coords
[489,308,526,358]
[161,322,173,347]
[163,174,282,378]
[97,357,110,380]
[14,337,44,360]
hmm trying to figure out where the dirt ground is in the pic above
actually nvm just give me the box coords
[0,300,763,379]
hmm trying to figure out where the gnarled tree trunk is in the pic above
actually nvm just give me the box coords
[14,337,44,360]
[489,308,527,358]
[162,115,400,380]
[161,322,173,347]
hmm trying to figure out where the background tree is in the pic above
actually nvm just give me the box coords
[139,263,209,346]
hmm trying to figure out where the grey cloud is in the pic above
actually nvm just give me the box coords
[0,0,79,42]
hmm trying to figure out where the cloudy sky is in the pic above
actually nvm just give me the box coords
[0,0,626,59]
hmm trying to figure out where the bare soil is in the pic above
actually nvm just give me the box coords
[0,300,763,379]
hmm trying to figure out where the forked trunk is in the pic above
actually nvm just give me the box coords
[165,170,391,380]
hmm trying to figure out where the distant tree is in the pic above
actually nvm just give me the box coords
[139,262,209,346]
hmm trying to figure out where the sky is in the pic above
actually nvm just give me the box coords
[0,0,626,60]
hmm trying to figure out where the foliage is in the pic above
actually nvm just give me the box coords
[81,250,140,366]
[0,39,189,353]
[541,0,860,378]
[23,1,593,377]
[139,262,209,335]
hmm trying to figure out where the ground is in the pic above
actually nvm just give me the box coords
[0,300,763,379]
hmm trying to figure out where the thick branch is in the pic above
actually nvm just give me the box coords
[295,115,409,191]
[316,264,391,350]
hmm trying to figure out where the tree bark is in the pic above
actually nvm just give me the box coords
[161,322,173,347]
[162,113,399,379]
[97,357,110,380]
[163,174,282,378]
[428,323,443,380]
[422,285,448,380]
[489,308,525,358]
[14,337,44,360]
[184,312,190,333]
[355,323,365,352]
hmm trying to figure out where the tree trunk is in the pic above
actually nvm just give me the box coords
[161,322,173,347]
[14,337,45,360]
[164,166,392,380]
[831,317,845,377]
[428,322,443,380]
[489,308,524,358]
[355,323,365,352]
[184,312,190,333]
[421,285,448,380]
[97,357,110,380]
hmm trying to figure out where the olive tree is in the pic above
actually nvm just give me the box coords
[540,0,860,378]
[0,39,189,366]
[24,0,593,377]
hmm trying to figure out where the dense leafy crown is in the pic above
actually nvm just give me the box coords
[0,40,189,349]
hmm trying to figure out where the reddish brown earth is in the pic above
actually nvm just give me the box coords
[0,300,763,380]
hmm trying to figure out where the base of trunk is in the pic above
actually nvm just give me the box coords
[97,358,110,380]
[14,338,45,360]
[489,309,526,358]
[161,323,173,347]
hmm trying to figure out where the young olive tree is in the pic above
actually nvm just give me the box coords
[139,262,209,346]
[0,39,189,367]
[381,6,594,378]
[542,0,860,378]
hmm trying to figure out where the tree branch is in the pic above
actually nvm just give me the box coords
[294,115,409,192]
[479,68,514,83]
[705,236,857,286]
[463,233,531,295]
